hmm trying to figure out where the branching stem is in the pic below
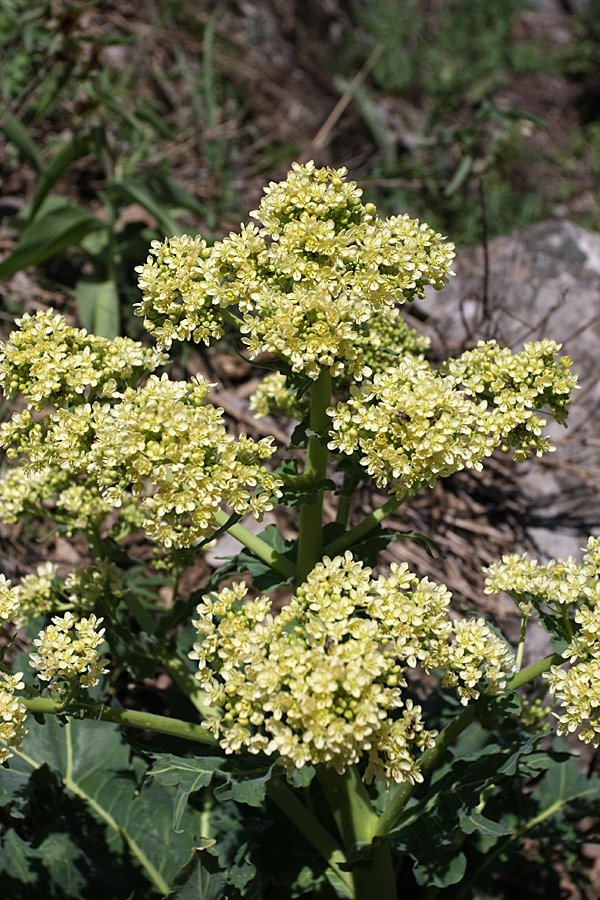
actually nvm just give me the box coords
[375,652,563,836]
[295,369,331,585]
[22,696,218,745]
[213,509,295,579]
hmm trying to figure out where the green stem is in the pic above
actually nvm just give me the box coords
[295,369,331,585]
[121,591,216,719]
[323,495,403,558]
[317,767,397,900]
[22,697,218,745]
[336,492,353,527]
[267,776,354,896]
[213,509,295,579]
[375,652,564,837]
[454,787,581,900]
[516,615,527,670]
[219,307,245,330]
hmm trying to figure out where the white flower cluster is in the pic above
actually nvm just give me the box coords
[136,162,455,381]
[328,340,576,495]
[190,553,515,784]
[30,612,108,691]
[0,671,27,764]
[485,537,600,746]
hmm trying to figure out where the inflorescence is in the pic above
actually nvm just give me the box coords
[328,340,576,495]
[135,161,455,381]
[190,552,515,785]
[485,537,600,746]
[0,313,282,550]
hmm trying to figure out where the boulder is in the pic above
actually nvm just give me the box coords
[417,219,600,563]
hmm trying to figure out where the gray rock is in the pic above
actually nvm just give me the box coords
[416,219,600,564]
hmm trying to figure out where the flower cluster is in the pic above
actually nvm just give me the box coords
[434,618,515,705]
[249,371,308,420]
[12,563,60,625]
[90,373,282,548]
[135,235,225,348]
[250,306,430,420]
[327,340,576,495]
[0,462,114,536]
[0,464,67,523]
[136,162,455,380]
[30,612,108,690]
[0,312,283,550]
[0,574,20,623]
[0,309,167,409]
[357,305,430,375]
[485,537,600,746]
[63,560,125,612]
[546,602,600,746]
[190,553,514,784]
[0,671,27,763]
[441,339,576,461]
[484,536,600,618]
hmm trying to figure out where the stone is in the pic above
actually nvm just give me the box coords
[416,219,600,563]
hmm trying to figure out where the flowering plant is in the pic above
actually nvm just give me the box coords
[0,163,597,899]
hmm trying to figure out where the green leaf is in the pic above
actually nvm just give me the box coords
[413,848,467,887]
[458,809,511,837]
[149,751,275,829]
[74,276,120,338]
[134,173,207,218]
[0,203,106,281]
[105,614,163,680]
[7,716,198,897]
[149,755,224,832]
[28,132,90,222]
[108,178,181,236]
[444,153,473,196]
[278,479,336,509]
[534,757,600,821]
[322,523,445,568]
[2,114,42,173]
[166,846,228,900]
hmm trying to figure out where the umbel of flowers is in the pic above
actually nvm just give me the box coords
[0,312,283,549]
[190,552,515,785]
[485,536,600,747]
[135,161,456,380]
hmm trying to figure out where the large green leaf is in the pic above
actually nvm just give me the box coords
[2,114,42,173]
[0,203,107,280]
[5,716,197,897]
[74,276,120,338]
[28,132,91,221]
[149,752,275,833]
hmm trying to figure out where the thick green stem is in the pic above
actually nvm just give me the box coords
[213,509,295,579]
[375,652,564,837]
[336,492,353,527]
[323,495,403,558]
[317,767,397,900]
[296,369,331,585]
[267,777,353,896]
[22,697,218,745]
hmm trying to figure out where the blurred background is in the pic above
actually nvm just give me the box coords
[1,0,600,337]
